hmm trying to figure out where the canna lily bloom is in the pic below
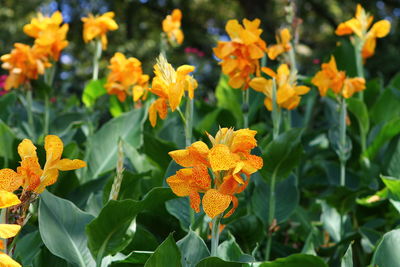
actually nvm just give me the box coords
[23,11,69,60]
[148,54,197,127]
[162,9,184,45]
[0,190,22,267]
[1,43,51,90]
[312,56,366,98]
[267,28,292,60]
[105,52,149,102]
[82,12,118,50]
[0,135,86,194]
[213,19,267,90]
[335,4,390,59]
[249,64,310,110]
[167,128,263,218]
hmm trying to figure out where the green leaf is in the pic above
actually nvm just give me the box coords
[388,139,400,178]
[0,120,17,161]
[82,79,107,108]
[80,108,145,181]
[215,74,243,127]
[196,257,243,267]
[111,251,152,266]
[39,190,95,267]
[177,230,210,267]
[86,187,176,263]
[109,95,125,117]
[0,92,17,121]
[381,175,400,201]
[320,201,342,243]
[14,231,43,266]
[259,253,327,267]
[217,233,254,263]
[388,71,400,89]
[261,128,303,182]
[341,243,353,267]
[347,98,369,136]
[371,229,400,267]
[369,88,400,124]
[144,233,181,267]
[166,197,204,232]
[364,117,400,159]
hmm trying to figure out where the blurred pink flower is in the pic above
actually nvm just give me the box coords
[185,47,205,57]
[313,58,321,65]
[0,75,8,96]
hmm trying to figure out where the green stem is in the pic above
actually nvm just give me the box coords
[1,208,6,254]
[288,44,298,81]
[271,79,281,139]
[283,110,292,131]
[339,97,347,187]
[43,94,50,136]
[176,107,186,125]
[354,39,365,100]
[26,88,35,140]
[242,89,249,128]
[92,39,102,80]
[265,170,277,261]
[210,214,222,257]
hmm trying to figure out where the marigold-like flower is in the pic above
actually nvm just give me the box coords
[1,43,50,90]
[0,190,22,267]
[167,128,263,218]
[335,4,390,59]
[213,19,267,90]
[162,9,184,45]
[0,135,86,194]
[312,56,366,98]
[23,11,69,60]
[105,52,149,102]
[267,28,292,60]
[82,12,118,50]
[148,54,197,127]
[249,64,309,110]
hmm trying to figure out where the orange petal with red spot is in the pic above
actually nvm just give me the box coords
[202,189,232,218]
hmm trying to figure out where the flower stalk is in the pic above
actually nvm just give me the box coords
[92,39,102,80]
[109,139,124,201]
[271,79,281,139]
[354,39,365,101]
[242,89,249,128]
[339,97,347,187]
[210,214,222,256]
[26,86,35,140]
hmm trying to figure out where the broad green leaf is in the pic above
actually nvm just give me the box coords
[0,120,17,161]
[111,251,152,266]
[0,92,17,121]
[369,88,400,124]
[196,257,243,267]
[39,190,95,267]
[86,187,176,263]
[14,231,43,266]
[364,117,400,159]
[252,175,299,224]
[261,128,303,182]
[359,227,382,253]
[144,233,181,267]
[166,198,204,231]
[320,201,341,243]
[341,243,353,267]
[177,230,210,267]
[381,175,400,200]
[217,233,254,263]
[388,139,400,178]
[143,132,177,171]
[82,79,106,108]
[371,229,400,267]
[347,97,369,137]
[109,95,125,117]
[80,108,145,181]
[259,253,327,267]
[32,247,70,267]
[388,71,400,89]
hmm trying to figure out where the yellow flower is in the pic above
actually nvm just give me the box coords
[1,43,51,90]
[311,56,366,98]
[335,4,390,59]
[148,54,197,127]
[162,9,184,45]
[249,64,310,110]
[82,12,118,50]
[23,11,69,60]
[105,52,149,102]
[0,135,86,194]
[267,28,292,60]
[167,128,263,218]
[213,19,267,89]
[0,191,22,267]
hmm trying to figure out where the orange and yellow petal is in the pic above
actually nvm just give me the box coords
[166,173,191,197]
[44,135,64,165]
[17,139,37,160]
[0,224,21,239]
[202,189,232,219]
[0,169,22,192]
[55,159,86,171]
[0,190,20,209]
[189,191,201,213]
[208,144,238,172]
[0,253,22,267]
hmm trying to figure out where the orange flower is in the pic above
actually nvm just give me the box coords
[105,52,149,102]
[23,11,69,60]
[0,191,22,267]
[267,28,292,60]
[312,56,365,98]
[213,19,267,90]
[0,135,86,194]
[335,4,390,59]
[249,64,309,110]
[162,9,184,45]
[82,12,118,50]
[148,54,197,127]
[1,43,50,90]
[167,128,263,218]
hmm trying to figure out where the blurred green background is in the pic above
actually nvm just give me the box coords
[0,0,398,95]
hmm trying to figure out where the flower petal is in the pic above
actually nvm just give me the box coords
[56,159,86,171]
[0,169,22,192]
[0,253,22,267]
[208,144,238,171]
[0,224,21,239]
[0,190,20,209]
[202,189,232,218]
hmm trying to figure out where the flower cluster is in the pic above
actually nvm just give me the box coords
[267,28,292,60]
[167,128,263,218]
[162,9,184,45]
[213,19,267,90]
[148,54,197,127]
[105,52,149,102]
[82,11,118,50]
[335,4,390,59]
[250,64,310,110]
[0,191,22,266]
[312,56,365,98]
[0,135,86,194]
[23,11,69,60]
